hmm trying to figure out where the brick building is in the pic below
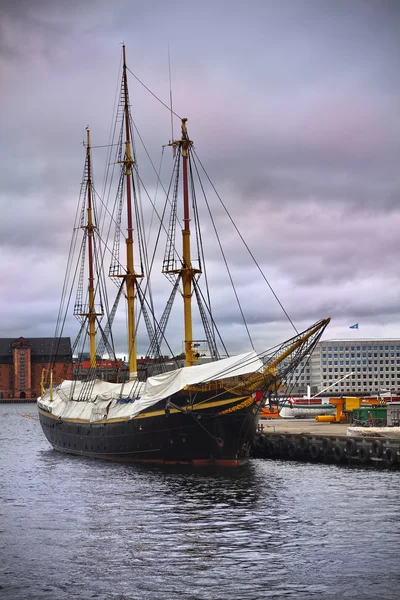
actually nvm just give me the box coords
[0,337,72,399]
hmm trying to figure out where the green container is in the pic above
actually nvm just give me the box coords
[351,406,387,424]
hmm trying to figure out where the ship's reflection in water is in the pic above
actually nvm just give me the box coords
[1,404,399,600]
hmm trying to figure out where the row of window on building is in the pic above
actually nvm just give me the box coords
[322,345,400,351]
[322,353,400,359]
[324,367,398,373]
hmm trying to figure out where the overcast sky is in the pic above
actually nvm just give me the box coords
[1,0,400,357]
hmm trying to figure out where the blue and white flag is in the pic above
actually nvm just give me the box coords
[349,323,359,329]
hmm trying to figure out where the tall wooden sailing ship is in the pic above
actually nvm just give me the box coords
[37,47,330,465]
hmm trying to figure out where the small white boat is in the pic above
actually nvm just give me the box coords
[279,403,335,419]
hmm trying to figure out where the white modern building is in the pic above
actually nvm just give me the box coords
[284,339,400,397]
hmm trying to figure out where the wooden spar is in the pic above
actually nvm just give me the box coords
[73,127,103,369]
[180,119,196,367]
[267,318,331,371]
[85,127,97,369]
[166,118,201,367]
[227,318,331,395]
[122,44,138,380]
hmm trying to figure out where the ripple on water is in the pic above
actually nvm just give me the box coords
[1,404,399,600]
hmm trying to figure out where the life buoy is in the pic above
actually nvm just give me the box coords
[333,445,344,462]
[384,448,398,467]
[371,439,384,458]
[321,437,332,455]
[346,438,357,456]
[358,446,369,464]
[310,443,320,459]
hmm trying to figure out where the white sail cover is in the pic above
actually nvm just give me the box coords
[37,351,263,422]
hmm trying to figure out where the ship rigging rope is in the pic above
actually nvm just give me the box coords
[97,120,184,291]
[123,59,298,338]
[126,281,181,374]
[188,411,224,447]
[99,57,123,232]
[188,158,222,356]
[90,143,119,149]
[97,90,185,296]
[77,143,119,375]
[131,120,184,244]
[146,147,164,248]
[165,399,225,448]
[80,141,182,373]
[126,113,164,352]
[124,60,297,334]
[187,319,327,405]
[192,279,228,357]
[114,319,323,408]
[126,66,181,121]
[192,149,299,335]
[122,118,180,368]
[77,175,118,350]
[49,63,182,384]
[189,153,255,350]
[53,60,302,388]
[50,218,88,374]
[51,180,121,393]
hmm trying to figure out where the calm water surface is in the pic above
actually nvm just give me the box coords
[1,403,399,600]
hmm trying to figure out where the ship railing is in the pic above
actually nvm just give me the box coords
[40,369,64,401]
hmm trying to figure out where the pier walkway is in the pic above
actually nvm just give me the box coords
[253,418,400,468]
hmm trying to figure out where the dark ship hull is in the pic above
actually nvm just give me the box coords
[38,391,261,466]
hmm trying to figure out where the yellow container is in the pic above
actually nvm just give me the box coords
[344,397,360,411]
[315,413,346,423]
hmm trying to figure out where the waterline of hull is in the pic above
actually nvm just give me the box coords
[46,444,247,466]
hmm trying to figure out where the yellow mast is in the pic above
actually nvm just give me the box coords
[166,119,201,366]
[122,44,138,379]
[179,118,203,367]
[73,127,102,368]
[180,119,194,366]
[49,127,102,393]
[85,127,97,369]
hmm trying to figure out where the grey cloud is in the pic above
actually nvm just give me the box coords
[1,0,400,355]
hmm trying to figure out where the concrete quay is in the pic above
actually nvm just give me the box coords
[252,418,400,468]
[258,418,348,437]
[0,398,37,404]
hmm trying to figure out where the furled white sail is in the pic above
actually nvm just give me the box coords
[38,351,263,422]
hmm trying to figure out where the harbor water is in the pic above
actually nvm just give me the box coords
[1,403,399,600]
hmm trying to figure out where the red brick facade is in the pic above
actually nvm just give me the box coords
[0,337,73,399]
